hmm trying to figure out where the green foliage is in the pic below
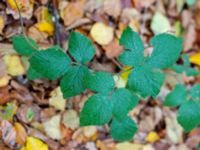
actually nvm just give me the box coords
[172,54,199,76]
[12,35,38,56]
[190,84,200,100]
[110,116,137,141]
[60,66,89,98]
[12,28,186,141]
[80,94,113,126]
[164,84,187,107]
[177,101,200,131]
[29,47,71,80]
[118,27,182,98]
[84,71,115,93]
[69,31,96,64]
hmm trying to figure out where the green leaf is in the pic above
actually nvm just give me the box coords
[69,31,96,64]
[190,84,200,100]
[112,88,139,120]
[29,47,71,80]
[12,35,38,56]
[118,26,144,66]
[186,0,196,6]
[80,94,113,126]
[146,33,183,69]
[177,100,200,131]
[110,116,137,141]
[84,71,115,93]
[60,66,89,98]
[164,84,187,107]
[127,65,165,98]
[27,66,42,80]
[26,108,35,122]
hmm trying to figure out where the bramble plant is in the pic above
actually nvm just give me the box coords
[11,27,200,141]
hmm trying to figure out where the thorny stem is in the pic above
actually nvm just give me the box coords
[13,0,38,51]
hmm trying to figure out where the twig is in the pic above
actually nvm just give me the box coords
[111,58,123,69]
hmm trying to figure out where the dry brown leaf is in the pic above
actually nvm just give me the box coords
[184,23,196,51]
[62,109,79,130]
[60,1,84,26]
[103,0,121,18]
[132,0,156,8]
[6,0,34,19]
[0,15,5,34]
[14,122,27,145]
[0,120,16,148]
[90,22,114,45]
[102,38,124,59]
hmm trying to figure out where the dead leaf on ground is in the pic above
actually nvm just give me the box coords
[14,122,27,145]
[0,15,5,34]
[62,109,79,130]
[102,38,124,59]
[103,0,121,18]
[0,120,16,148]
[59,1,84,26]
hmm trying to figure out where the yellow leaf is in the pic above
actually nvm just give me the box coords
[145,131,160,143]
[49,87,66,111]
[189,52,200,66]
[83,126,98,140]
[116,142,143,150]
[3,54,25,76]
[90,22,114,45]
[35,22,54,36]
[0,15,5,34]
[14,122,27,145]
[63,109,79,130]
[23,137,48,150]
[120,66,132,81]
[0,75,11,87]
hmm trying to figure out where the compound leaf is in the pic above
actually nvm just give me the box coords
[69,31,96,64]
[80,94,113,126]
[84,71,115,93]
[127,65,165,98]
[118,26,144,66]
[12,35,39,56]
[146,33,183,69]
[177,100,200,131]
[29,47,71,80]
[60,66,89,98]
[164,84,187,107]
[110,116,137,141]
[112,88,139,120]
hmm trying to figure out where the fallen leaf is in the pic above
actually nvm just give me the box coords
[145,131,160,143]
[0,120,16,148]
[151,12,171,34]
[63,109,79,130]
[102,38,124,59]
[113,75,126,88]
[35,22,54,36]
[184,24,196,51]
[59,1,84,26]
[21,136,48,150]
[43,115,62,140]
[116,142,143,150]
[133,0,156,8]
[0,87,10,105]
[190,52,200,66]
[90,22,114,45]
[0,15,5,34]
[0,102,17,121]
[49,87,66,111]
[165,115,183,144]
[6,0,34,19]
[14,122,27,145]
[3,54,25,76]
[0,74,11,87]
[120,66,132,81]
[83,126,98,139]
[103,0,121,18]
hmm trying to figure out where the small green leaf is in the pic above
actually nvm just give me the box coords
[26,108,35,122]
[190,84,200,100]
[164,84,187,107]
[29,47,71,80]
[12,35,38,56]
[177,100,200,131]
[60,66,89,98]
[146,33,183,69]
[27,66,42,80]
[80,94,113,126]
[112,88,139,120]
[186,0,196,6]
[118,26,144,66]
[127,65,165,98]
[110,116,137,141]
[84,71,115,93]
[69,31,96,64]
